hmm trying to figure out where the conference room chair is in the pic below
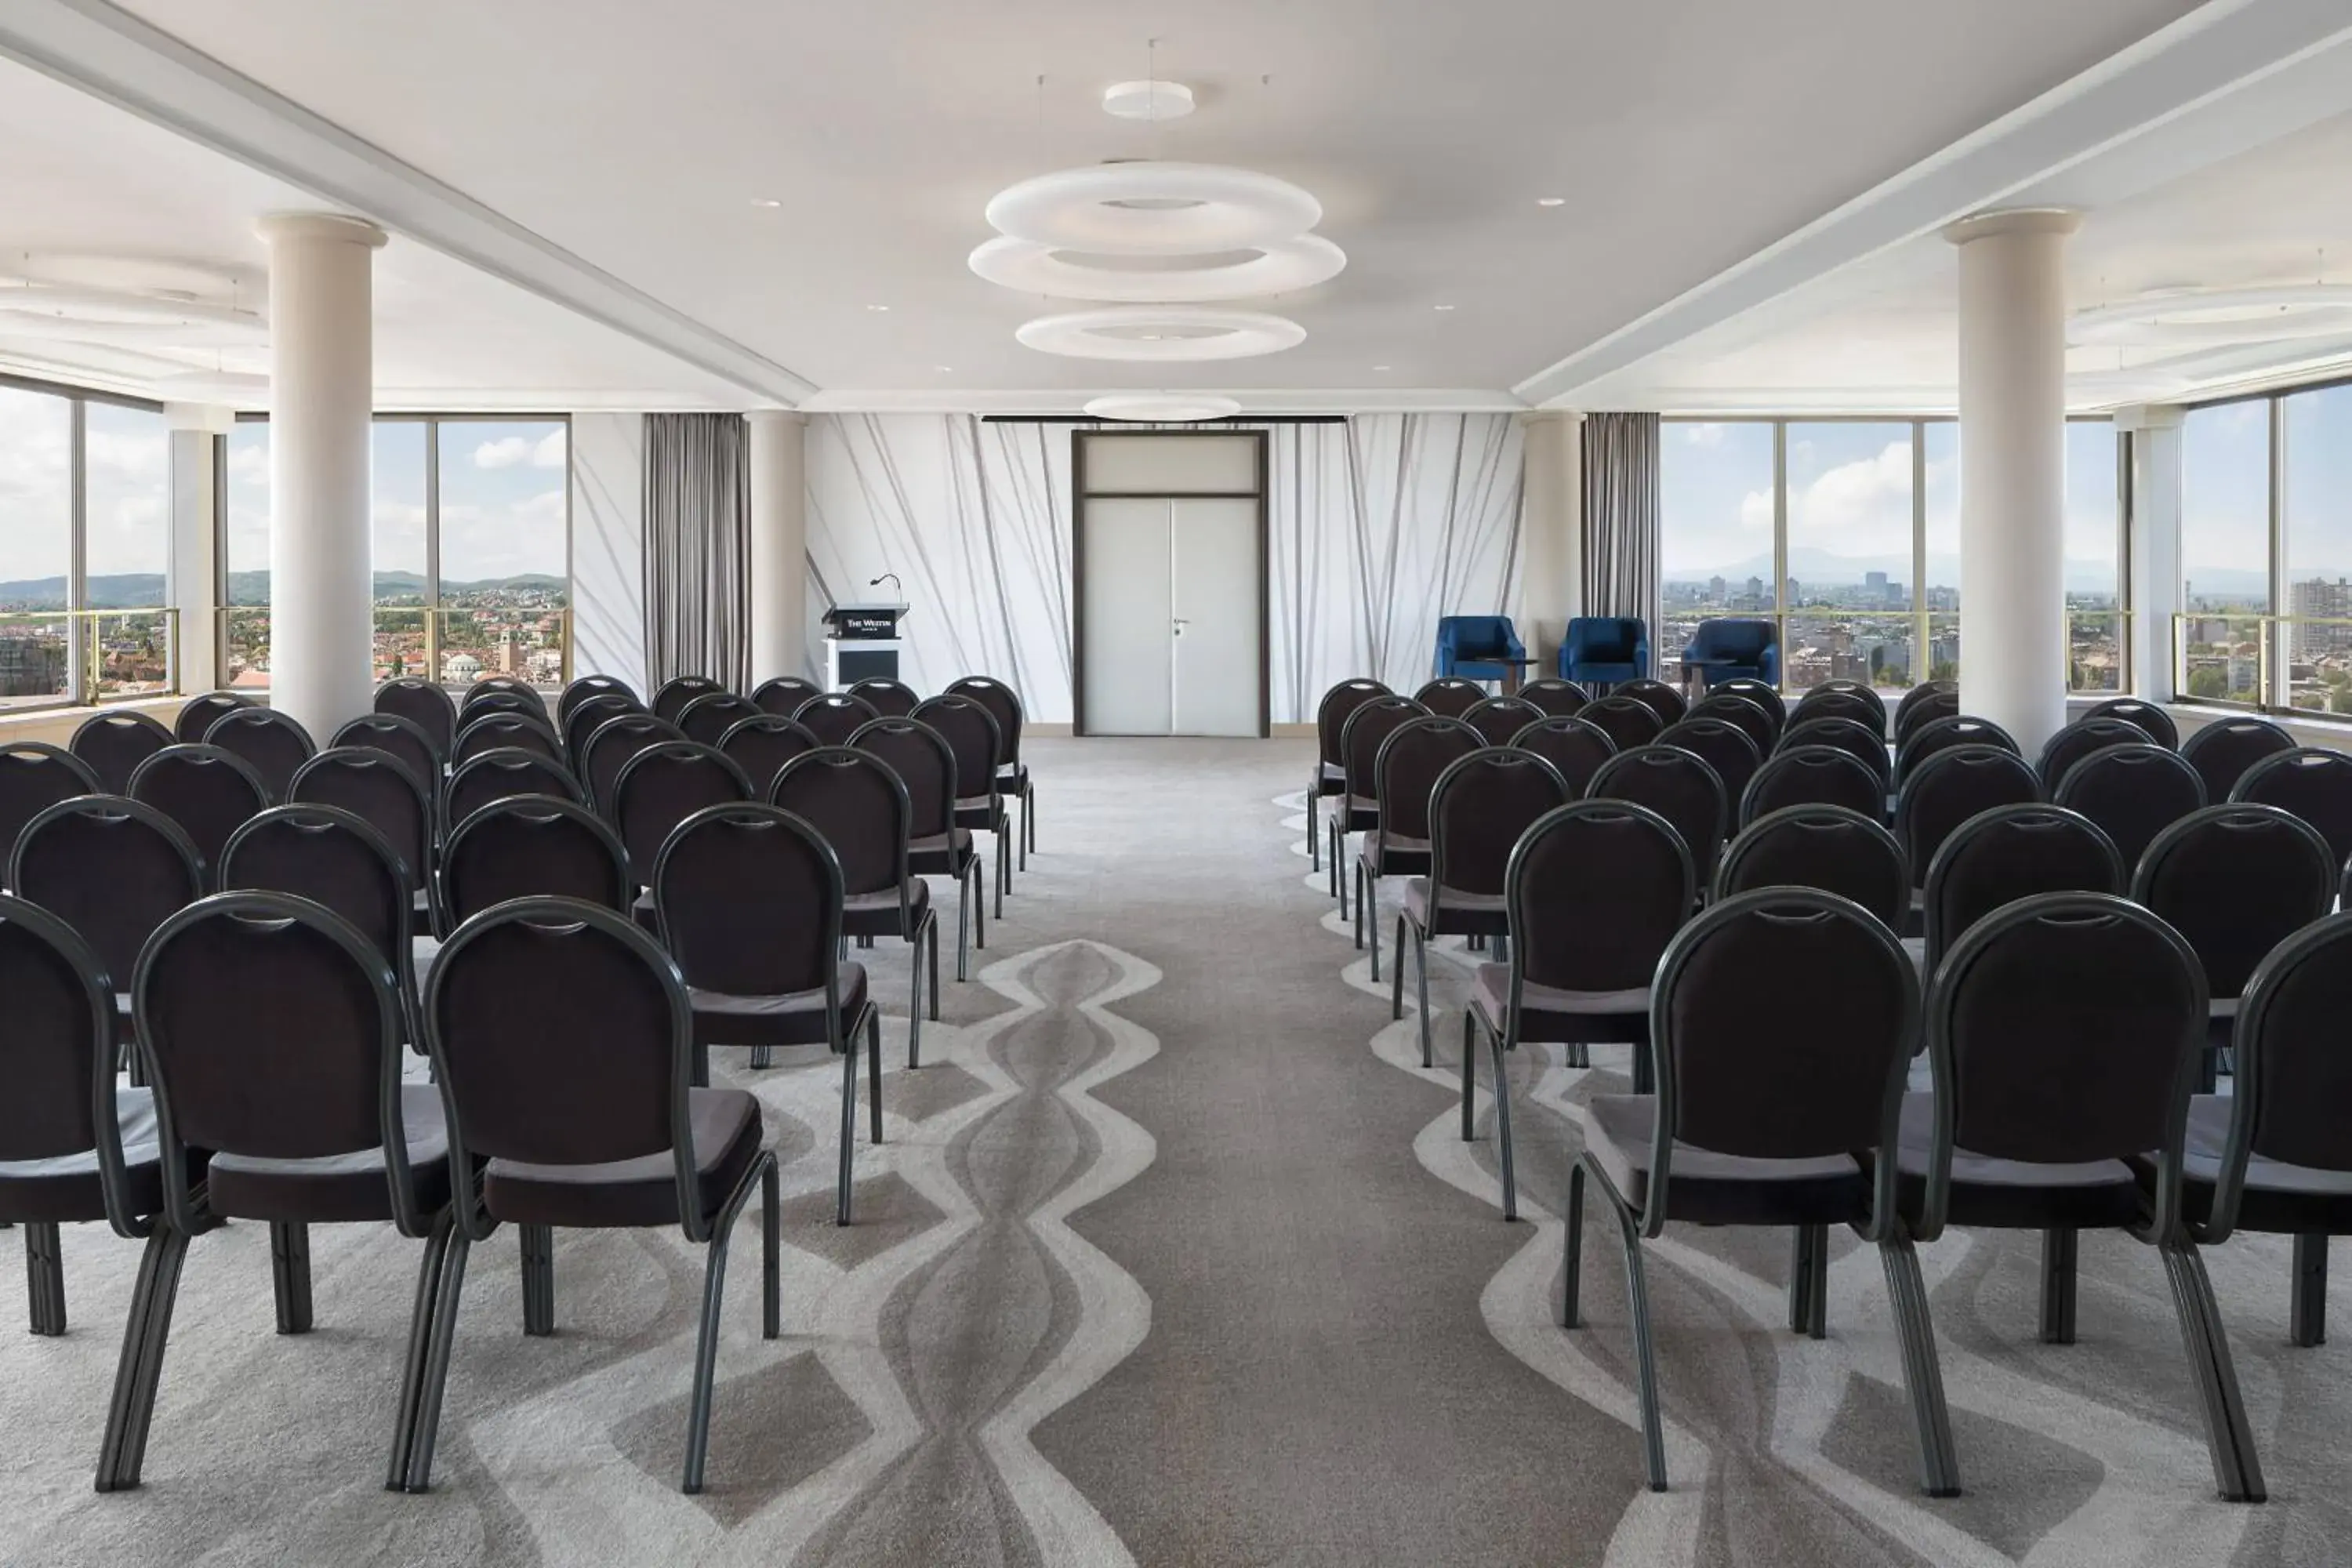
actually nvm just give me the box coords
[1559,616,1648,688]
[650,807,873,1221]
[2180,716,2296,804]
[1898,893,2263,1503]
[854,716,986,980]
[676,691,766,748]
[1580,693,1665,753]
[1508,714,1617,796]
[2176,913,2352,1349]
[1564,887,1952,1496]
[1616,677,1688,728]
[2082,695,2181,750]
[173,690,253,745]
[457,688,548,730]
[561,691,642,773]
[910,695,1012,919]
[849,676,922,718]
[0,743,100,878]
[2034,715,2148,790]
[1711,676,1787,733]
[580,711,684,815]
[796,691,883,749]
[1307,678,1392,873]
[438,797,633,942]
[1431,615,1526,686]
[1396,747,1570,1065]
[2051,742,2206,875]
[331,713,440,793]
[1687,688,1777,754]
[201,706,316,803]
[1466,800,1694,1218]
[1330,697,1427,912]
[1895,714,2017,787]
[556,673,638,725]
[652,674,725,725]
[220,804,417,1040]
[751,674,824,717]
[1891,688,1960,750]
[1740,745,1886,829]
[1654,716,1762,810]
[444,749,585,837]
[1792,678,1887,735]
[1461,695,1545,750]
[404,896,777,1496]
[944,677,1034,868]
[1920,804,2122,978]
[292,747,436,938]
[373,677,457,762]
[1357,716,1482,976]
[70,710,173,795]
[2231,748,2352,874]
[1515,677,1591,717]
[1413,677,1486,718]
[1589,743,1729,886]
[99,891,451,1494]
[451,711,562,770]
[129,743,269,873]
[1894,745,2042,907]
[1714,804,1908,930]
[1777,715,1893,793]
[0,895,172,1337]
[1675,615,1780,693]
[1891,679,1956,736]
[611,742,753,898]
[719,713,821,797]
[771,746,938,1065]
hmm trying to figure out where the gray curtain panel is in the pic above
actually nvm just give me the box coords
[1581,411,1662,677]
[642,412,751,692]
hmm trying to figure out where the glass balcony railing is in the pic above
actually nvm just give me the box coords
[0,608,181,712]
[2176,612,2352,717]
[219,605,572,697]
[1658,607,2129,696]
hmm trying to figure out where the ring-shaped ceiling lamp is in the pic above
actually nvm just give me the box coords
[1083,393,1242,422]
[1017,307,1305,361]
[969,233,1345,302]
[2070,285,2352,348]
[985,162,1322,256]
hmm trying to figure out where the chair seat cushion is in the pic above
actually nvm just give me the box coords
[844,879,929,938]
[1888,1092,2140,1230]
[2169,1094,2352,1234]
[206,1083,452,1224]
[1584,1093,1866,1225]
[688,963,869,1047]
[909,829,976,873]
[1404,878,1507,935]
[1470,963,1650,1047]
[484,1087,764,1229]
[1356,833,1429,877]
[0,1087,174,1224]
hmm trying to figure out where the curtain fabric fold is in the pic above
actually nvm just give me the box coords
[642,412,751,692]
[1581,412,1662,677]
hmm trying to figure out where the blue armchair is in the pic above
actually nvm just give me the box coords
[1560,617,1649,686]
[1432,615,1526,683]
[1679,617,1780,691]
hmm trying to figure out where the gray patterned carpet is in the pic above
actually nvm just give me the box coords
[2,738,2346,1566]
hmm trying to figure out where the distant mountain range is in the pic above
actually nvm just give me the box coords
[1665,545,2299,598]
[0,570,564,610]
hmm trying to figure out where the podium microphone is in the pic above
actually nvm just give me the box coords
[869,572,902,593]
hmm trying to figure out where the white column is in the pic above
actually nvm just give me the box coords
[1516,411,1585,673]
[1944,209,2080,755]
[2114,404,2184,703]
[164,401,232,697]
[746,410,808,684]
[257,212,386,742]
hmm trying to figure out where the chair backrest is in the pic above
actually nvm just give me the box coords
[2081,696,2179,750]
[1616,677,1687,728]
[847,677,922,719]
[1507,800,1694,994]
[0,742,100,875]
[1508,715,1617,795]
[201,706,314,801]
[129,743,269,873]
[1922,803,2122,972]
[219,804,411,981]
[581,711,685,813]
[2050,742,2206,876]
[1715,805,1907,930]
[2180,716,2296,804]
[1315,678,1394,766]
[612,740,753,884]
[441,796,631,925]
[463,674,547,712]
[373,677,456,760]
[677,691,767,747]
[452,711,561,769]
[1777,715,1890,785]
[136,891,419,1232]
[2232,748,2352,873]
[1892,688,1961,747]
[2134,804,2336,1004]
[0,895,116,1170]
[557,674,638,725]
[329,713,439,792]
[1892,680,1957,736]
[458,688,548,729]
[652,804,843,1004]
[652,675,724,725]
[769,746,910,901]
[1654,717,1762,808]
[1566,616,1646,666]
[175,690,253,745]
[1515,677,1590,717]
[1896,713,2017,786]
[1426,748,1570,905]
[1894,743,2042,886]
[561,691,641,771]
[1581,693,1664,752]
[751,675,824,717]
[908,695,1003,806]
[1688,690,1777,753]
[11,797,204,982]
[1338,696,1427,800]
[795,691,883,748]
[1436,615,1519,662]
[1792,681,1886,735]
[1739,745,1886,829]
[1412,678,1486,718]
[1461,695,1545,750]
[2224,914,2352,1202]
[2034,716,2148,789]
[445,748,585,830]
[70,710,173,795]
[1922,894,2202,1236]
[719,714,822,798]
[1711,677,1787,730]
[1372,717,1482,848]
[943,677,1025,768]
[290,747,432,895]
[1589,743,1727,881]
[851,717,956,840]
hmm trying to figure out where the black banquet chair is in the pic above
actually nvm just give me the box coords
[1414,677,1486,717]
[202,706,315,802]
[943,676,1035,868]
[1516,677,1590,718]
[374,677,456,763]
[561,691,641,773]
[1461,695,1546,751]
[612,741,753,896]
[677,691,766,748]
[1327,696,1427,912]
[174,690,252,745]
[1617,677,1687,728]
[1777,715,1891,789]
[1740,744,1886,829]
[2231,748,2352,875]
[752,675,824,717]
[1306,678,1392,873]
[854,716,986,979]
[1793,680,1886,735]
[441,796,633,929]
[129,743,269,873]
[557,673,637,725]
[1356,716,1481,977]
[11,797,204,1053]
[1715,804,1907,931]
[1654,716,1762,811]
[1508,715,1617,797]
[2082,695,2180,750]
[1896,713,2016,786]
[720,713,821,797]
[291,748,436,938]
[445,748,584,833]
[2180,716,2295,804]
[404,896,777,1495]
[1891,682,1957,746]
[1580,693,1665,753]
[0,742,100,877]
[909,695,1011,919]
[2034,716,2147,791]
[457,688,548,730]
[653,674,725,725]
[1689,689,1778,755]
[1920,803,2122,976]
[582,711,684,815]
[848,677,922,718]
[1589,743,1727,885]
[2050,742,2205,876]
[1894,744,2042,902]
[331,713,440,793]
[452,711,562,770]
[795,691,882,749]
[71,710,173,796]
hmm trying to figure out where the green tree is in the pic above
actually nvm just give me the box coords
[2187,666,2229,701]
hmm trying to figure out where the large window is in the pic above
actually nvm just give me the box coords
[2179,401,2270,706]
[1658,421,1775,678]
[0,381,172,709]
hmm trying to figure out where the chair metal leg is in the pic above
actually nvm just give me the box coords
[1308,785,1320,871]
[95,1223,191,1492]
[867,1008,884,1146]
[1789,1224,1828,1339]
[955,868,971,981]
[1412,922,1435,1068]
[25,1221,65,1336]
[762,1158,781,1340]
[927,916,941,1022]
[1330,822,1342,905]
[2160,1239,2267,1503]
[993,822,1007,920]
[1563,1162,1585,1327]
[971,860,986,952]
[2291,1233,2327,1348]
[2040,1227,2078,1345]
[1391,915,1407,1022]
[1459,1009,1479,1142]
[1878,1234,1962,1497]
[682,1172,749,1495]
[1353,864,1366,954]
[387,1210,456,1492]
[1491,1025,1520,1221]
[1631,1036,1653,1095]
[750,1045,774,1070]
[837,1026,858,1226]
[400,1229,474,1493]
[1606,1190,1669,1491]
[519,1223,555,1337]
[270,1221,314,1335]
[906,916,927,1069]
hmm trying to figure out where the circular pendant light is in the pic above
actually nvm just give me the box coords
[1083,393,1242,422]
[1102,80,1194,122]
[1017,307,1305,361]
[968,233,1345,302]
[2070,285,2352,348]
[985,162,1323,256]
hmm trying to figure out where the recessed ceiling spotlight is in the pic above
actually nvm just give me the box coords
[1433,303,1456,311]
[1372,365,1392,372]
[866,303,890,311]
[1537,197,1566,207]
[750,198,782,209]
[935,365,953,372]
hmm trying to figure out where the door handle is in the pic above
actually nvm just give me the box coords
[1172,619,1189,637]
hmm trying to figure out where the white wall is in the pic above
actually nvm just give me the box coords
[568,410,648,693]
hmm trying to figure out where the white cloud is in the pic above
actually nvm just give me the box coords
[1788,441,1911,536]
[473,427,568,470]
[1680,423,1726,448]
[1738,488,1773,532]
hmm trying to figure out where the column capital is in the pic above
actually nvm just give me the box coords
[162,401,236,434]
[2110,403,2187,433]
[1941,208,2081,246]
[256,212,388,248]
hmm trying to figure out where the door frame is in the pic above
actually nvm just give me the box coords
[1071,428,1270,739]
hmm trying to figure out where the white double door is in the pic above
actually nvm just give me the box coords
[1080,496,1260,736]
